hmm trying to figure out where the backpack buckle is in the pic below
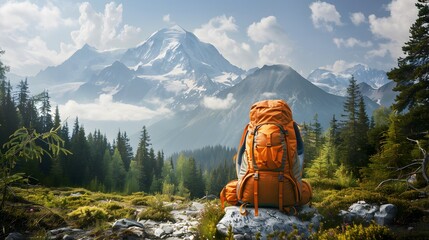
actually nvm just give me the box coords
[254,172,259,180]
[278,174,284,182]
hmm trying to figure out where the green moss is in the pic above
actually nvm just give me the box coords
[137,198,174,222]
[67,206,108,228]
[97,201,136,221]
[312,223,393,240]
[129,196,153,206]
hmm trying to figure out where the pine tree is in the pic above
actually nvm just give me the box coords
[339,76,369,177]
[0,81,19,147]
[38,90,53,132]
[312,113,324,156]
[135,126,152,192]
[116,131,133,171]
[68,118,91,185]
[329,115,340,147]
[111,148,126,192]
[387,0,429,135]
[362,113,413,186]
[103,149,113,191]
[53,105,61,129]
[124,160,140,194]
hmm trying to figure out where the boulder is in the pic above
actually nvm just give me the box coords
[374,204,397,226]
[217,206,321,239]
[112,218,144,230]
[339,201,397,226]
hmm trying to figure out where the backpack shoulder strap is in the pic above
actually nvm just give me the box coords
[293,122,304,155]
[236,124,248,177]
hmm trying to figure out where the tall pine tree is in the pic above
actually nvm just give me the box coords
[387,0,429,135]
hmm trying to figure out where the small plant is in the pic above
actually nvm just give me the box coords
[196,202,224,239]
[67,206,108,228]
[137,198,173,222]
[130,196,152,206]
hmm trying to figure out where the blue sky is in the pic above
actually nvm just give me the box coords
[0,0,419,77]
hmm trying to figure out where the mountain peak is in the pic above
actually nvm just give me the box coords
[166,24,187,33]
[81,43,97,52]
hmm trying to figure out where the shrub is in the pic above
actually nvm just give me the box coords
[312,223,393,240]
[341,223,393,240]
[67,206,108,228]
[137,198,173,222]
[196,202,224,239]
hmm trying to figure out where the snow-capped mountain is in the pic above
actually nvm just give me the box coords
[34,44,125,84]
[307,64,390,97]
[149,65,380,154]
[51,25,244,109]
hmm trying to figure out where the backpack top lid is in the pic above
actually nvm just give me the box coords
[249,99,293,129]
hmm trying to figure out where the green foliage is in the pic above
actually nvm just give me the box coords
[387,0,429,135]
[137,197,174,222]
[334,164,357,188]
[1,127,70,210]
[312,223,393,240]
[67,206,108,228]
[196,202,224,240]
[129,196,152,206]
[315,188,386,227]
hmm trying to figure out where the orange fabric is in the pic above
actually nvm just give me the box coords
[254,171,259,216]
[231,100,312,216]
[220,179,239,210]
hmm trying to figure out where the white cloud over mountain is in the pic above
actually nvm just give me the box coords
[59,94,172,121]
[333,37,372,48]
[193,15,254,70]
[309,1,342,32]
[202,93,236,110]
[247,16,291,67]
[367,0,418,60]
[70,2,142,51]
[322,60,359,73]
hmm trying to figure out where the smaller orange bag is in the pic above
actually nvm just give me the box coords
[220,179,239,209]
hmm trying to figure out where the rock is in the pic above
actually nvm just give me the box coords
[374,204,397,226]
[154,227,165,237]
[47,227,86,239]
[5,232,25,240]
[62,234,75,240]
[112,218,144,230]
[217,206,321,239]
[340,201,397,226]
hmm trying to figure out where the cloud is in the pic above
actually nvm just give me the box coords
[321,60,359,73]
[367,0,418,60]
[247,16,291,67]
[333,37,372,48]
[261,92,277,98]
[163,14,170,23]
[59,94,172,121]
[202,93,236,110]
[70,2,142,50]
[0,1,142,76]
[309,1,342,32]
[193,15,255,69]
[350,12,366,26]
[0,1,73,32]
[162,14,174,24]
[0,1,75,75]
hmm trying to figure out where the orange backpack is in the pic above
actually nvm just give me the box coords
[220,100,312,216]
